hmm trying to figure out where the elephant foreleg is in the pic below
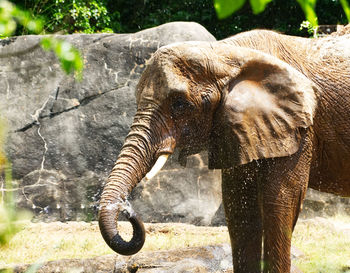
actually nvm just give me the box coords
[262,196,297,272]
[261,133,313,273]
[222,163,263,273]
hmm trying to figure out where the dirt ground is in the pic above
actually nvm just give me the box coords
[2,215,350,272]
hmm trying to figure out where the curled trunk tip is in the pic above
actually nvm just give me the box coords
[98,201,145,256]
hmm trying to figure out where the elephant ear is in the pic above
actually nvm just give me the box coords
[208,52,317,169]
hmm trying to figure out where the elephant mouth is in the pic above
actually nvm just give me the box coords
[178,144,205,167]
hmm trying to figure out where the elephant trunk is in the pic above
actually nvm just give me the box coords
[98,111,173,255]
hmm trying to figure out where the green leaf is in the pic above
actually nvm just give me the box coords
[214,0,246,19]
[40,37,83,80]
[0,0,16,36]
[249,0,273,14]
[40,36,53,50]
[340,0,350,22]
[296,0,318,26]
[0,19,16,37]
[0,157,32,248]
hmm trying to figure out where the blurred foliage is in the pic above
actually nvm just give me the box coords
[0,0,43,37]
[340,0,350,21]
[0,0,83,78]
[12,0,118,34]
[5,0,348,39]
[214,0,273,19]
[0,122,35,273]
[0,0,82,259]
[111,0,306,38]
[295,0,318,26]
[0,119,31,248]
[41,37,83,79]
[0,164,30,247]
[114,0,348,39]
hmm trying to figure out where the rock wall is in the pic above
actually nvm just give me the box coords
[0,22,220,225]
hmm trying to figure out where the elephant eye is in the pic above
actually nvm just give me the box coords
[171,98,193,117]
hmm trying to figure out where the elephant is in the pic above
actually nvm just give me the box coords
[98,28,350,273]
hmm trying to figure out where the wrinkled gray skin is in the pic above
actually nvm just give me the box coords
[99,29,350,273]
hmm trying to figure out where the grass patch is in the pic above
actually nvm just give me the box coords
[0,221,112,267]
[292,214,350,273]
[0,222,229,268]
[0,215,349,272]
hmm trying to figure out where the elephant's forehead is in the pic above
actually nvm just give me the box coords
[136,56,189,105]
[156,42,212,67]
[136,42,215,105]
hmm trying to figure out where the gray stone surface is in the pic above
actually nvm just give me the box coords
[0,22,219,223]
[300,188,350,218]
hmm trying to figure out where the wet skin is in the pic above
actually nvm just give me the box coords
[98,29,350,273]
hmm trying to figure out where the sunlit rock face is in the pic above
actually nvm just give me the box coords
[0,22,221,223]
[300,189,350,218]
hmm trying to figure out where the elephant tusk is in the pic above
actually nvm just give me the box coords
[145,154,169,180]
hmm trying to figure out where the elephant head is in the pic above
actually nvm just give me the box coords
[98,41,316,255]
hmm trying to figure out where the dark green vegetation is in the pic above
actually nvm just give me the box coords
[0,1,83,76]
[12,0,348,39]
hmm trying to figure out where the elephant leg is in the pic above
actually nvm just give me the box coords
[261,134,313,273]
[222,162,263,273]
